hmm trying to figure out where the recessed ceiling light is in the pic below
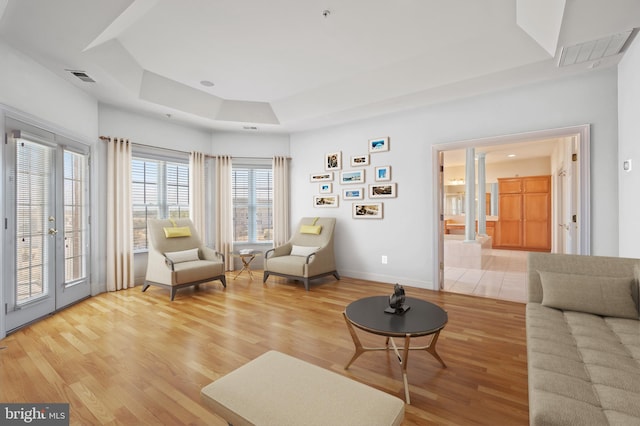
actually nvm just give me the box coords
[200,80,214,87]
[507,154,516,158]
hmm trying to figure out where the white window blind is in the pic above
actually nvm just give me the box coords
[16,140,52,303]
[232,163,273,243]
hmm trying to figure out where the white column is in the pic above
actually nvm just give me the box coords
[490,182,498,216]
[464,148,476,242]
[477,152,487,236]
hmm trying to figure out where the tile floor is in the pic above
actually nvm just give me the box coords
[443,249,528,303]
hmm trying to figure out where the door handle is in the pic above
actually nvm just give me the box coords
[48,228,58,235]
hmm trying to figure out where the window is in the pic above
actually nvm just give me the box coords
[232,163,273,243]
[132,157,189,250]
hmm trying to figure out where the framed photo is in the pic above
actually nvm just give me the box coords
[374,165,391,181]
[313,195,339,208]
[352,202,383,219]
[343,188,364,200]
[310,172,333,182]
[340,170,365,185]
[350,154,369,167]
[319,183,332,193]
[369,183,397,198]
[369,137,389,153]
[325,151,342,171]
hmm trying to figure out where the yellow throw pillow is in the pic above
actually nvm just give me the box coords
[300,225,322,235]
[163,226,192,238]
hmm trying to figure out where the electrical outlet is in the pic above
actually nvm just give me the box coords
[381,255,388,264]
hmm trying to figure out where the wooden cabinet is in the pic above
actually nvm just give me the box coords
[496,175,550,251]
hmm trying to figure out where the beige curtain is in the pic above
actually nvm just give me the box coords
[272,156,290,246]
[214,155,234,270]
[106,137,134,291]
[189,151,206,235]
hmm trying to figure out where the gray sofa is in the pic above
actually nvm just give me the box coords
[526,252,640,425]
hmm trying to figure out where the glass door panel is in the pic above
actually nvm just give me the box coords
[16,140,53,304]
[57,149,90,309]
[5,136,56,331]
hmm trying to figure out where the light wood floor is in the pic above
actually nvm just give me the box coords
[0,273,529,425]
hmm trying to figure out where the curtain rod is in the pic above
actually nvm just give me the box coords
[99,136,187,156]
[98,136,290,160]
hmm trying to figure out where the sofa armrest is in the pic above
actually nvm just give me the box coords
[201,246,225,263]
[164,256,176,271]
[266,243,292,259]
[303,246,336,276]
[146,248,176,284]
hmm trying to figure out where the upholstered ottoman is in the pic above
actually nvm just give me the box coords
[200,350,405,426]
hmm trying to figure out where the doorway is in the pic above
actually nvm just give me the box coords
[432,125,591,300]
[3,117,91,332]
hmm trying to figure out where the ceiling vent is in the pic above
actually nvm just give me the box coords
[66,69,96,83]
[558,30,633,67]
[243,126,258,130]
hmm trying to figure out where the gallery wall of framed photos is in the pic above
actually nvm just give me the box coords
[310,136,397,219]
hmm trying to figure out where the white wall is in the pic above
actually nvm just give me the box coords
[211,131,290,157]
[99,105,213,153]
[0,41,99,339]
[291,68,620,289]
[618,36,640,258]
[0,41,98,140]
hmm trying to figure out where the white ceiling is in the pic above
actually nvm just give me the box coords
[0,0,639,133]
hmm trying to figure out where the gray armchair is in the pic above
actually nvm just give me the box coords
[263,217,339,291]
[143,218,226,300]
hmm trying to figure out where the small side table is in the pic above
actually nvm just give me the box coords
[343,295,448,404]
[233,251,262,280]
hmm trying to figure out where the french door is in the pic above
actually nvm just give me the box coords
[4,119,90,332]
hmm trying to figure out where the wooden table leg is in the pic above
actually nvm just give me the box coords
[401,334,411,404]
[343,311,366,369]
[233,254,256,280]
[425,330,446,368]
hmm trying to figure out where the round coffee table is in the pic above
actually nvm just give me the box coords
[343,295,448,404]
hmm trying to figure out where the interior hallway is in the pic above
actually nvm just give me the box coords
[443,249,528,303]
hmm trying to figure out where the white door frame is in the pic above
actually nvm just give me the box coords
[1,106,92,337]
[432,124,591,290]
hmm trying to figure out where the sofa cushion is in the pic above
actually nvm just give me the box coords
[265,256,307,276]
[290,245,319,257]
[527,303,640,426]
[165,248,200,264]
[539,271,638,319]
[172,260,224,284]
